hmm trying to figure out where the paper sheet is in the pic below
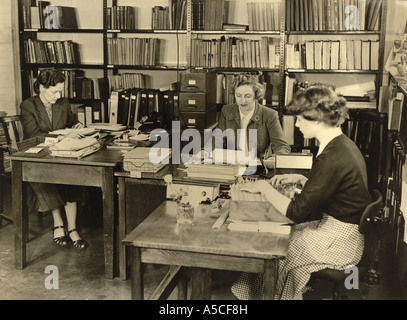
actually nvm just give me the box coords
[49,128,98,136]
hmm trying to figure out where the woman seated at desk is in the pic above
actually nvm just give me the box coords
[231,85,371,300]
[20,68,87,250]
[206,74,290,160]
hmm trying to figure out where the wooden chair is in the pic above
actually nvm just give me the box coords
[309,189,384,300]
[0,115,24,227]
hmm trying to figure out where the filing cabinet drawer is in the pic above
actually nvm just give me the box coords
[179,92,216,112]
[179,106,217,130]
[180,71,218,92]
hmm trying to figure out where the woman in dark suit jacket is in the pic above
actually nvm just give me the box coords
[20,69,87,249]
[212,74,290,159]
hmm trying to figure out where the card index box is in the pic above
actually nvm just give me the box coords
[275,153,313,169]
[180,71,218,92]
[179,105,217,130]
[179,92,216,112]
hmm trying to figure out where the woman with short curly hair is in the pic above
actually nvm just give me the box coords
[231,85,371,300]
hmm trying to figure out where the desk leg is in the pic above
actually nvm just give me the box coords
[130,247,143,300]
[178,272,188,300]
[263,259,278,300]
[12,161,28,270]
[102,167,116,279]
[118,177,127,280]
[189,267,212,300]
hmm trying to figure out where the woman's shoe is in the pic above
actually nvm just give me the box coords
[53,226,69,247]
[68,229,88,250]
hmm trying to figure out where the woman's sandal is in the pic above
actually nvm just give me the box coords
[68,229,88,250]
[53,226,69,247]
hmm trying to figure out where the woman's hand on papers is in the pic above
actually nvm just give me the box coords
[71,122,84,129]
[270,174,308,187]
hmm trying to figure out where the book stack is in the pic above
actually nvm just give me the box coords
[286,0,382,31]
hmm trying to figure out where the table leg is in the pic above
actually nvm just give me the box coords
[131,247,143,300]
[118,177,127,280]
[12,161,28,270]
[177,270,188,300]
[101,167,116,279]
[189,267,212,300]
[263,259,278,300]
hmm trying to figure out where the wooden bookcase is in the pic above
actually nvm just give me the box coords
[17,0,388,130]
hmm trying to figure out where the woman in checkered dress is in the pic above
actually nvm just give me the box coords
[231,86,371,300]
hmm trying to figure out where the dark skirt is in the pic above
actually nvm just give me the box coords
[28,182,82,213]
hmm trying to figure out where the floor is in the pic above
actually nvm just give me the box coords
[0,178,406,300]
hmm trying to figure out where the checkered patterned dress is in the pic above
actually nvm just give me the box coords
[231,214,364,300]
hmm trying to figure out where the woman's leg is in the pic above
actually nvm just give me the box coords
[64,201,81,241]
[65,201,87,249]
[52,207,68,246]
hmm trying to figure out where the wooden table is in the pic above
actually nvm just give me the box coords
[123,200,291,300]
[116,165,174,280]
[10,148,123,279]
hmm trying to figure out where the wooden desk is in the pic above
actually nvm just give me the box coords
[123,200,291,300]
[116,165,173,280]
[10,148,122,279]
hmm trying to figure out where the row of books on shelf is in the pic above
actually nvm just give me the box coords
[76,103,103,127]
[108,88,179,127]
[108,73,146,93]
[281,113,318,147]
[190,36,280,69]
[60,69,94,99]
[386,140,407,244]
[21,2,78,30]
[25,69,102,100]
[191,0,225,31]
[247,1,281,31]
[286,0,382,31]
[152,0,188,30]
[23,39,80,65]
[215,72,274,106]
[285,39,379,70]
[107,38,161,66]
[106,6,136,30]
[284,76,376,108]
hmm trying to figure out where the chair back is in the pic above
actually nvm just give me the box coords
[0,115,23,153]
[359,189,383,235]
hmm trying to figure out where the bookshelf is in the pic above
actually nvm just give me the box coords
[17,0,388,133]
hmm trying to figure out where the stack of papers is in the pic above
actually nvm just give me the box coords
[186,163,239,182]
[124,147,171,163]
[49,135,102,158]
[123,147,172,173]
[87,123,127,131]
